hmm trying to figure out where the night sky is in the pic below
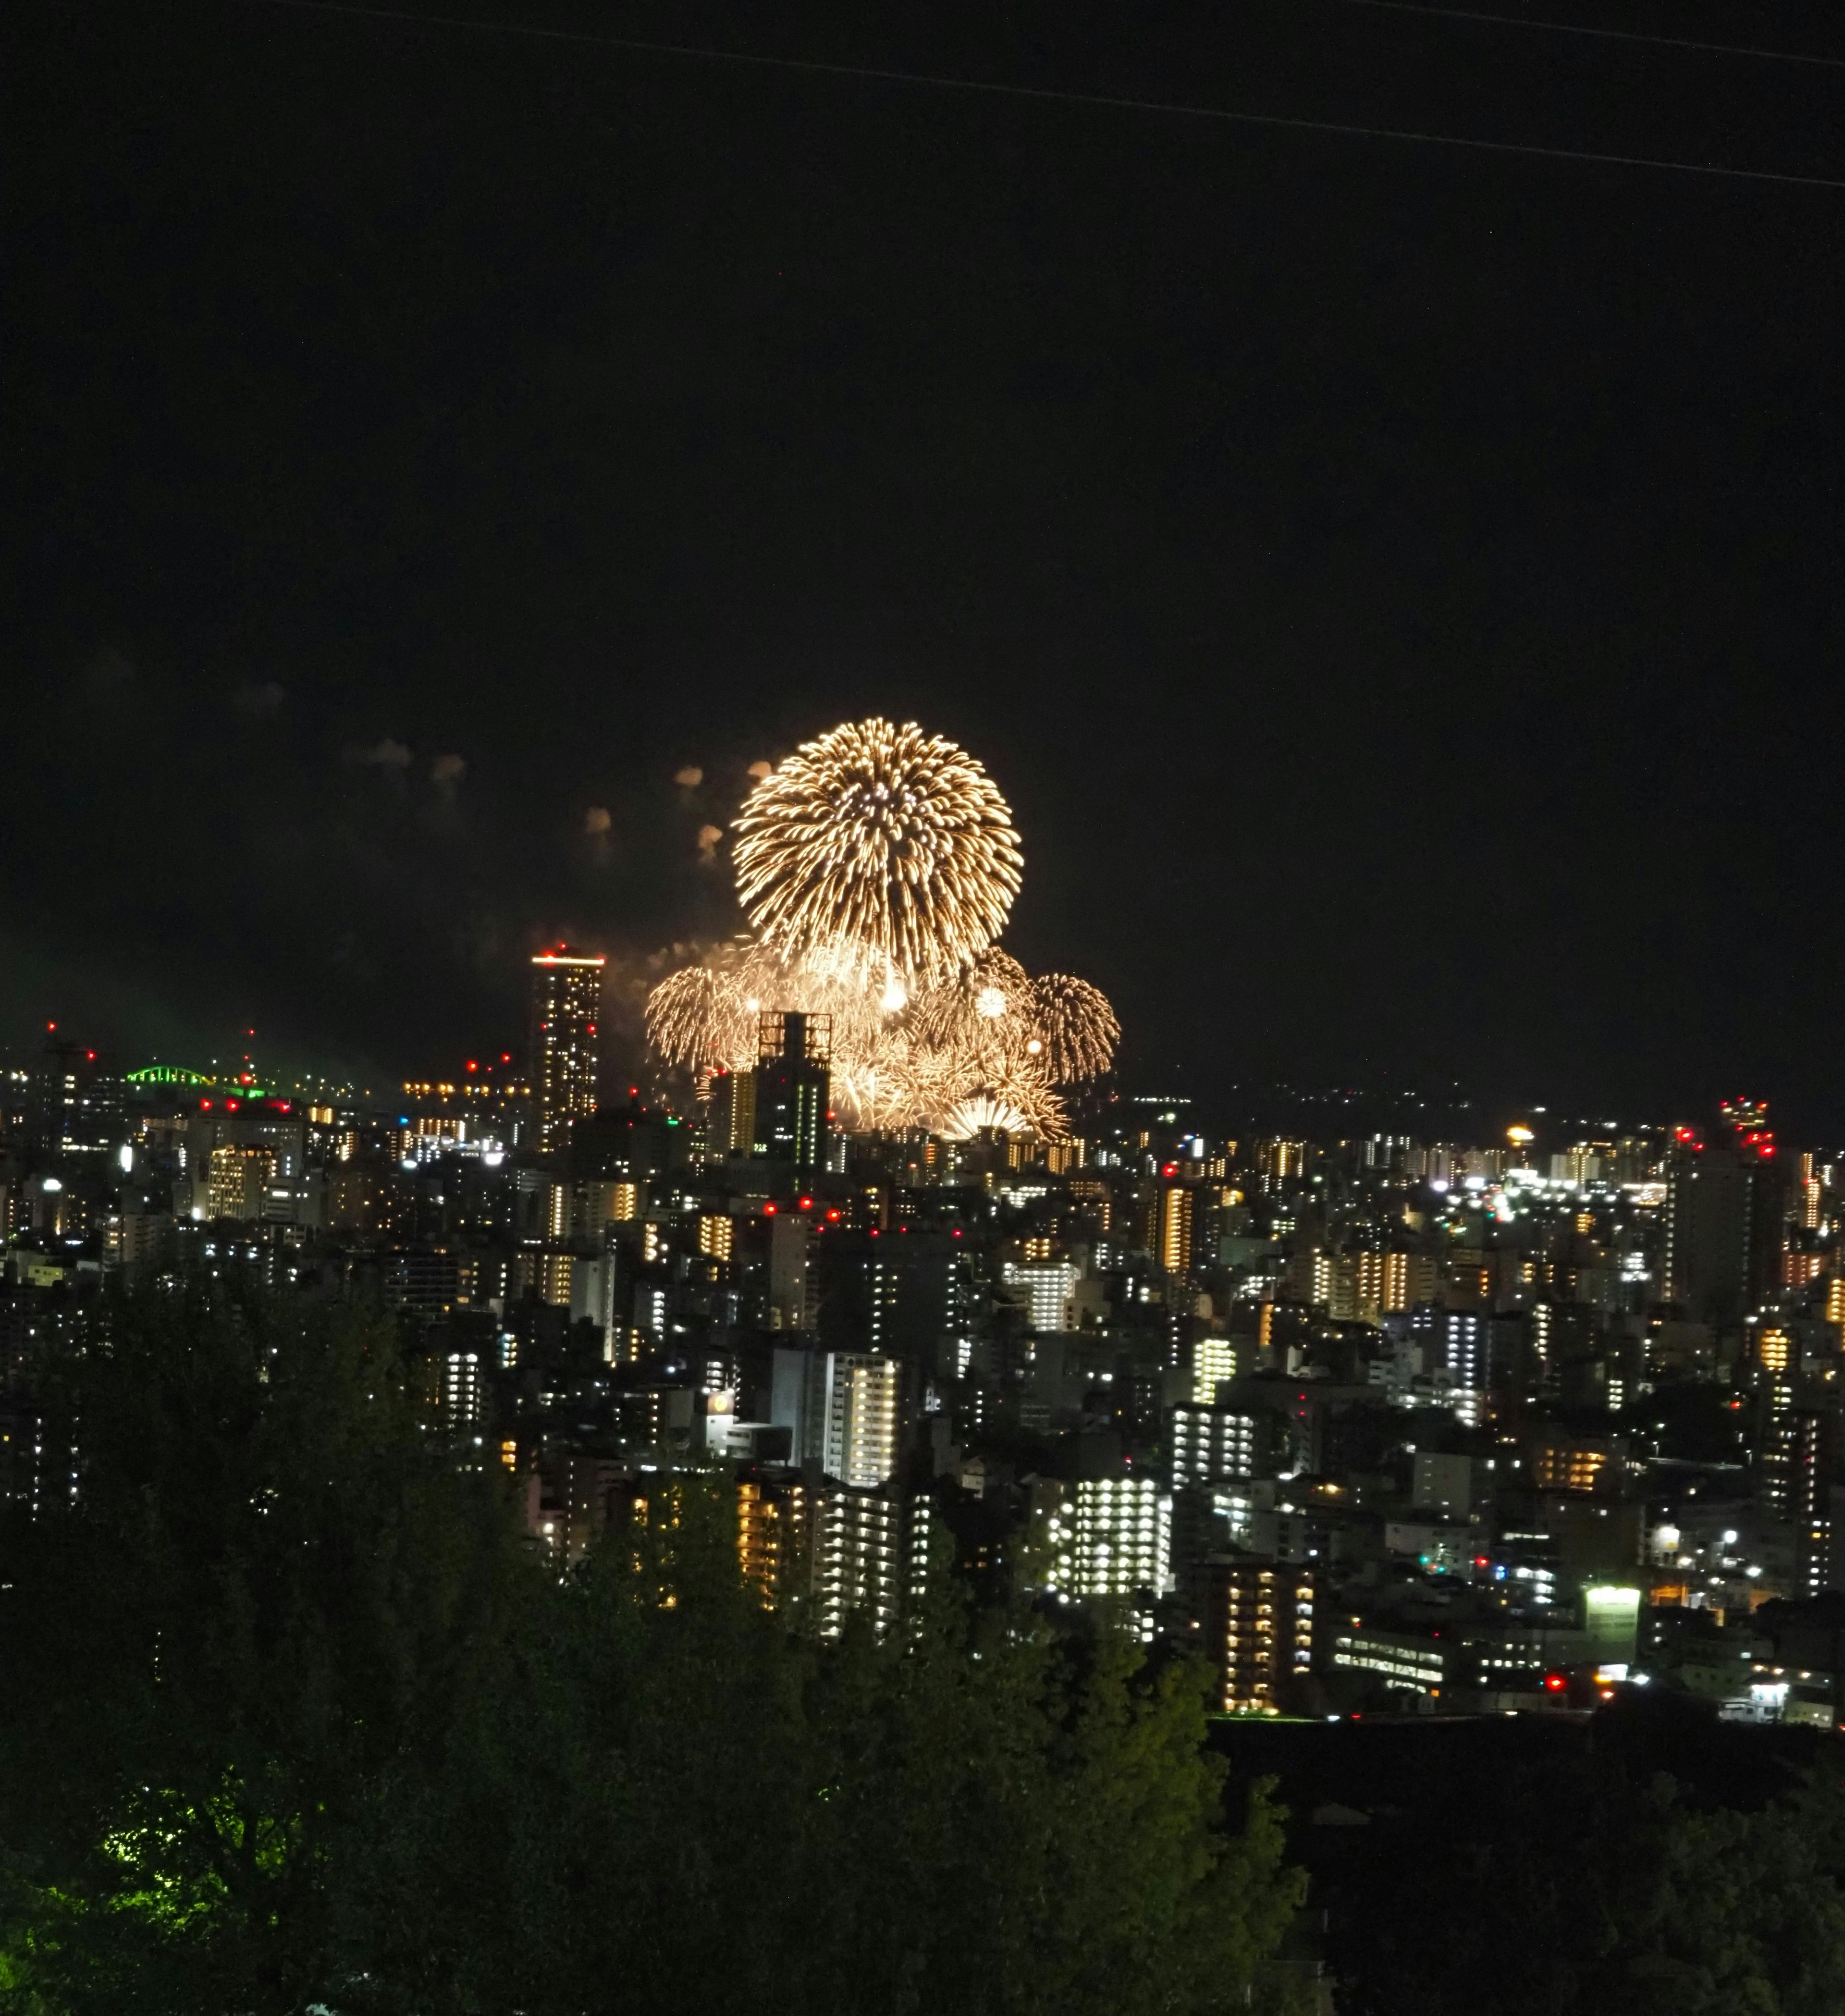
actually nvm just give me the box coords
[6,3,1843,1128]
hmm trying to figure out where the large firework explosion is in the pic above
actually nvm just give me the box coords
[647,718,1116,1138]
[732,717,1022,982]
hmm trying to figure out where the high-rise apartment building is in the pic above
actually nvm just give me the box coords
[1189,1336,1246,1405]
[819,1230,969,1373]
[1169,1405,1260,1486]
[1036,1476,1171,1600]
[822,1352,901,1487]
[1002,1257,1081,1333]
[1663,1146,1755,1324]
[439,1350,483,1431]
[1203,1559,1317,1713]
[737,1466,812,1609]
[1155,1184,1193,1274]
[1663,1108,1788,1325]
[753,1012,830,1169]
[1780,1409,1842,1598]
[530,947,604,1152]
[708,1066,756,1159]
[810,1483,932,1637]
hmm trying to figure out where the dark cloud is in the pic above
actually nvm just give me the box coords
[232,679,286,717]
[79,646,136,694]
[347,737,413,771]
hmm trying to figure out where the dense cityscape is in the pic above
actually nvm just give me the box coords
[7,973,1840,1725]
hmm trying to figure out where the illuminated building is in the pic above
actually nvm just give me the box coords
[1529,1435,1617,1494]
[1069,1177,1112,1233]
[753,1012,830,1169]
[737,1467,812,1608]
[1155,1183,1193,1274]
[769,1213,811,1331]
[822,1352,901,1487]
[1663,1109,1788,1324]
[1778,1410,1842,1598]
[1037,1476,1171,1600]
[1827,1275,1845,1330]
[709,1067,755,1159]
[1169,1405,1259,1486]
[1381,1250,1439,1315]
[698,1213,734,1261]
[1189,1336,1244,1405]
[32,1041,122,1158]
[811,1483,932,1637]
[1408,1306,1486,1420]
[511,1249,574,1309]
[208,1143,275,1220]
[1331,1627,1444,1698]
[529,946,604,1151]
[402,1056,534,1146]
[817,1231,969,1373]
[0,1402,78,1520]
[1204,1559,1317,1713]
[1582,1584,1642,1667]
[382,1249,460,1319]
[1003,1257,1080,1332]
[439,1351,483,1431]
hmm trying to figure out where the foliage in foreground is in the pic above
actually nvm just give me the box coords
[0,1282,1306,2015]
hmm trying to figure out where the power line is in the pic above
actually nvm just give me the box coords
[1337,0,1845,71]
[242,0,1845,191]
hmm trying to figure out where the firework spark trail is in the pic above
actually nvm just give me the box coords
[733,718,1023,980]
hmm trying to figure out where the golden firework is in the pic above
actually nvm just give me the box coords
[732,718,1022,980]
[645,963,755,1072]
[1027,973,1120,1083]
[647,720,1115,1144]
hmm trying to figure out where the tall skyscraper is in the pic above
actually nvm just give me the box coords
[529,946,604,1152]
[753,1011,830,1169]
[1140,1180,1193,1274]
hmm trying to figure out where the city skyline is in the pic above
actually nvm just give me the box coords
[8,7,1844,1131]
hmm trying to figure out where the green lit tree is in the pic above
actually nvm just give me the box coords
[0,1279,523,2012]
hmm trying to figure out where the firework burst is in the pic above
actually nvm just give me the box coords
[732,718,1022,980]
[648,719,1116,1142]
[1027,973,1121,1084]
[645,962,754,1073]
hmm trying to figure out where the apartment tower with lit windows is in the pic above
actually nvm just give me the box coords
[530,946,605,1151]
